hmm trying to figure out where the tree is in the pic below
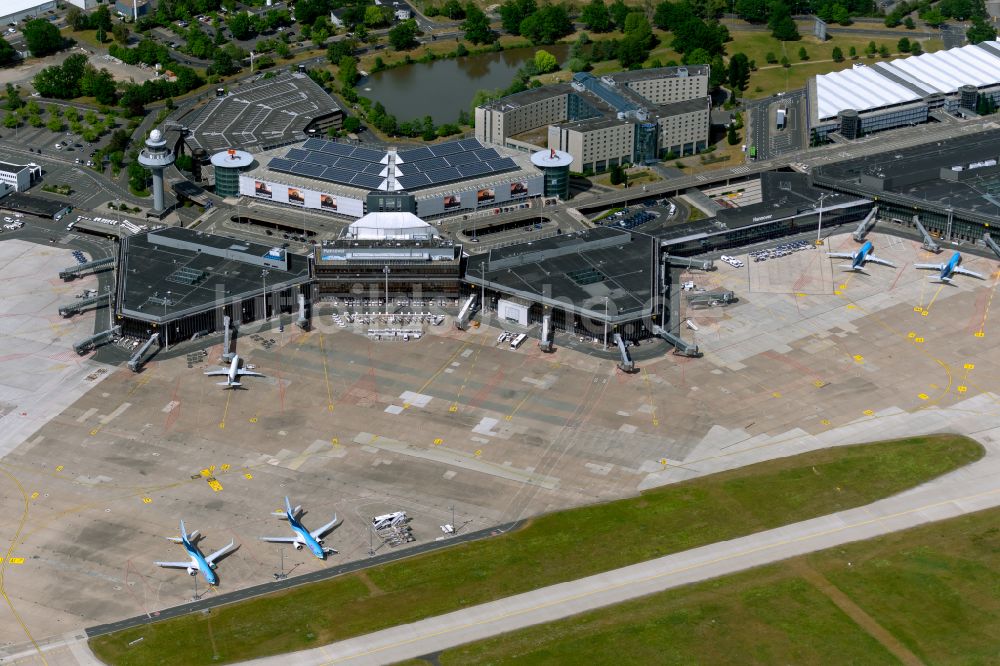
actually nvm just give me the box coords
[519,5,573,44]
[909,40,922,55]
[327,39,355,64]
[23,19,62,57]
[211,49,239,76]
[967,18,997,44]
[364,5,390,27]
[343,116,362,132]
[581,0,612,32]
[388,19,419,50]
[442,0,466,18]
[609,0,631,28]
[830,3,851,25]
[112,23,130,45]
[780,55,790,67]
[832,45,844,62]
[904,16,915,29]
[534,49,559,73]
[66,6,86,31]
[337,55,359,88]
[3,113,19,129]
[5,83,21,111]
[768,2,799,41]
[897,36,911,53]
[798,46,809,60]
[765,51,777,63]
[499,0,537,35]
[0,37,16,67]
[735,0,769,22]
[865,40,877,57]
[920,8,945,27]
[229,12,257,40]
[623,13,653,49]
[462,4,495,44]
[609,164,623,185]
[46,115,62,132]
[878,44,889,57]
[849,45,857,59]
[727,52,750,95]
[727,123,739,145]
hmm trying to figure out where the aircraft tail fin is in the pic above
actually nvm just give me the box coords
[217,381,241,387]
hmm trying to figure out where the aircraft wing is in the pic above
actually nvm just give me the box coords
[826,252,855,260]
[914,263,944,271]
[310,514,340,540]
[205,540,237,564]
[155,560,193,569]
[204,369,230,376]
[259,536,300,544]
[236,370,265,377]
[954,266,985,279]
[866,255,896,268]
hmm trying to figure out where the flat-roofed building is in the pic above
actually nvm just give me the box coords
[0,161,41,193]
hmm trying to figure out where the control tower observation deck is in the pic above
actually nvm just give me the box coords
[137,128,176,213]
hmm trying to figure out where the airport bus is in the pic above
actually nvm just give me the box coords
[510,333,528,349]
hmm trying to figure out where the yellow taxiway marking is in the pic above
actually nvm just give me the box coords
[924,284,945,313]
[219,389,232,429]
[142,497,152,504]
[506,387,537,422]
[975,271,1000,338]
[319,333,336,412]
[641,369,659,426]
[432,438,443,446]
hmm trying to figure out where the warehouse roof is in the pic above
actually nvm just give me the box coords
[814,41,1000,120]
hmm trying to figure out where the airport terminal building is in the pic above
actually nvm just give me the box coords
[475,67,711,173]
[240,137,544,220]
[807,41,1000,138]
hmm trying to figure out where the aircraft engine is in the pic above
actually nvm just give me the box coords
[294,542,303,550]
[187,568,197,576]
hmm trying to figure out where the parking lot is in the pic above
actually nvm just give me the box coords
[2,229,1000,651]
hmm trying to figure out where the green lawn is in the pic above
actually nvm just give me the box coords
[90,435,983,666]
[439,505,1000,664]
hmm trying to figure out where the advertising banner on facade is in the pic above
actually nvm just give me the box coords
[321,194,337,211]
[255,181,272,198]
[510,181,528,198]
[444,194,461,210]
[477,188,495,205]
[288,188,305,205]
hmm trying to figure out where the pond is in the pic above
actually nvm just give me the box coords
[360,44,570,124]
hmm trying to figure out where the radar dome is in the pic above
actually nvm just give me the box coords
[149,129,162,142]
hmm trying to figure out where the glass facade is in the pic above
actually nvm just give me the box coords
[214,166,242,198]
[541,165,570,199]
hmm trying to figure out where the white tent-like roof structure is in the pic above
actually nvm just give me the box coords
[345,212,438,241]
[814,41,1000,121]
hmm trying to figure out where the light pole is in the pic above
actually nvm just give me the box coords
[383,265,390,316]
[450,504,455,535]
[815,193,829,245]
[261,269,269,321]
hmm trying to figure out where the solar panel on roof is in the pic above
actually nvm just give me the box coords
[430,142,464,156]
[322,167,355,182]
[292,162,327,178]
[398,146,433,162]
[473,148,500,160]
[410,156,450,172]
[352,173,384,189]
[424,167,462,184]
[445,151,481,166]
[363,163,385,174]
[286,148,310,161]
[320,141,356,156]
[268,158,297,172]
[398,173,430,189]
[337,157,369,172]
[486,157,517,172]
[458,138,483,150]
[303,138,327,150]
[352,147,384,161]
[456,162,490,178]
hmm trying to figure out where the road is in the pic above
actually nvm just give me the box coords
[238,428,1000,666]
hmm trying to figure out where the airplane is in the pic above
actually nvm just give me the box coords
[203,354,264,388]
[827,240,896,271]
[259,497,340,559]
[915,252,985,283]
[154,520,237,586]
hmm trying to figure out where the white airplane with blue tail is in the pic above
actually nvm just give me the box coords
[204,354,264,389]
[154,520,237,586]
[915,252,985,283]
[827,241,896,272]
[259,497,340,559]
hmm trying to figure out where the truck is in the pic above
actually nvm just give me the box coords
[776,108,787,130]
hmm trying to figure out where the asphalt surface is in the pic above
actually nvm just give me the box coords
[84,519,523,638]
[244,430,1000,665]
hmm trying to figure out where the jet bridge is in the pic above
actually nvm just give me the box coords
[651,324,700,357]
[58,292,108,317]
[221,315,234,362]
[662,253,715,271]
[73,326,120,355]
[538,313,553,353]
[58,257,114,281]
[912,215,941,253]
[852,207,877,242]
[613,333,635,373]
[296,294,309,330]
[127,333,160,372]
[983,233,1000,260]
[455,294,478,330]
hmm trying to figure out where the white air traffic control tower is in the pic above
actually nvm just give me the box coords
[137,128,175,213]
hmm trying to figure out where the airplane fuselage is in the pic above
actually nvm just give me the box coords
[226,356,240,384]
[940,252,962,281]
[852,241,874,270]
[289,515,326,559]
[183,539,219,585]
